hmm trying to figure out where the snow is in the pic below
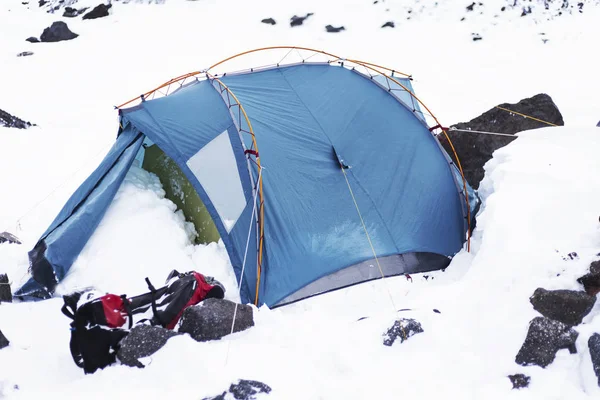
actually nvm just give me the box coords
[1,0,600,398]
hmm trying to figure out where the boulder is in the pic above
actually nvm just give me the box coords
[116,325,181,368]
[0,232,21,244]
[261,18,276,25]
[25,37,39,43]
[202,379,271,400]
[82,3,111,20]
[438,93,564,188]
[589,333,600,387]
[290,13,313,27]
[529,288,596,326]
[179,298,254,342]
[40,21,78,43]
[0,110,33,129]
[508,373,530,389]
[383,318,423,346]
[381,21,395,28]
[0,274,12,303]
[0,329,9,349]
[325,25,345,33]
[515,317,578,368]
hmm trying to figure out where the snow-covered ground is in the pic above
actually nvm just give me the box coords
[1,0,600,398]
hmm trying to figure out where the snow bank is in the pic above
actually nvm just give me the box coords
[56,165,238,299]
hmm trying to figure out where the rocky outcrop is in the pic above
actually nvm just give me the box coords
[179,298,254,342]
[578,260,600,296]
[515,317,578,368]
[438,93,564,189]
[325,25,345,33]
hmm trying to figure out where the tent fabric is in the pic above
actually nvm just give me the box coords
[16,62,479,307]
[15,126,144,299]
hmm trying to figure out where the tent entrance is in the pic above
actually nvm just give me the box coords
[140,143,220,244]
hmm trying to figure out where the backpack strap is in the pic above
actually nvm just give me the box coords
[145,277,165,327]
[120,295,134,330]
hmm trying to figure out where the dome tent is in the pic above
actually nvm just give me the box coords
[16,47,479,307]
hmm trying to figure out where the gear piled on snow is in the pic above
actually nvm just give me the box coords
[61,270,225,374]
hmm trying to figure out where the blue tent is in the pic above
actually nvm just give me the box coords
[16,60,479,307]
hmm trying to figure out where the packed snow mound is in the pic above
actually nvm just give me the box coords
[56,165,239,301]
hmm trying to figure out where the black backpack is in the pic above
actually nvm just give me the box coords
[61,270,225,374]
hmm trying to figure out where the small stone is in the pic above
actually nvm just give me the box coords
[229,380,272,399]
[290,13,313,27]
[26,36,39,43]
[0,232,21,244]
[589,333,600,387]
[0,329,9,349]
[16,51,34,57]
[0,274,12,303]
[261,18,276,25]
[508,374,530,389]
[381,21,395,28]
[325,25,345,33]
[383,318,423,346]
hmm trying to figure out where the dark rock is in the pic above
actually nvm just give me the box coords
[63,6,87,17]
[116,325,181,368]
[0,110,34,129]
[62,6,77,17]
[26,36,39,43]
[17,51,34,57]
[589,333,600,387]
[590,260,600,274]
[202,379,271,400]
[261,17,276,25]
[0,329,9,349]
[383,318,423,346]
[38,0,47,6]
[40,21,78,42]
[0,274,12,303]
[0,232,21,244]
[230,380,272,399]
[515,317,578,368]
[381,21,395,28]
[508,374,530,389]
[529,288,596,326]
[466,2,476,11]
[82,3,111,20]
[438,93,564,188]
[577,271,600,296]
[433,309,441,314]
[290,13,313,27]
[472,33,482,41]
[325,25,345,33]
[179,298,254,342]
